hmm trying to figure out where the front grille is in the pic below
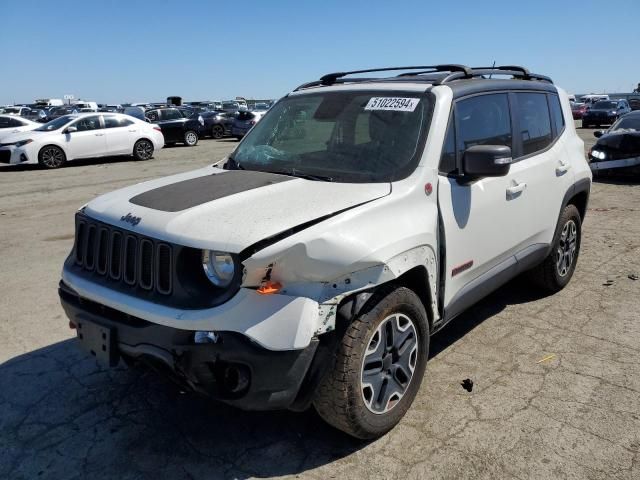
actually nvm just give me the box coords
[74,215,173,295]
[0,150,11,164]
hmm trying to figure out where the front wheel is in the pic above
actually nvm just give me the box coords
[184,130,198,146]
[211,125,224,139]
[133,139,154,160]
[38,145,66,169]
[313,285,429,439]
[529,204,582,292]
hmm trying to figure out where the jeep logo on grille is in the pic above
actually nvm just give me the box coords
[120,212,141,226]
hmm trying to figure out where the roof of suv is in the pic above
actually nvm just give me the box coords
[294,65,558,98]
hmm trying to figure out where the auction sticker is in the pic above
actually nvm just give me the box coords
[364,97,420,112]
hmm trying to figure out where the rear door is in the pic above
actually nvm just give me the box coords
[438,93,532,317]
[157,109,184,142]
[64,116,107,159]
[508,92,573,247]
[103,115,137,155]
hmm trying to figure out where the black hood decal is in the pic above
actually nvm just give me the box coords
[129,171,294,212]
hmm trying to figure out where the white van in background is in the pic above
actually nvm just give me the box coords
[71,101,98,111]
[580,94,609,105]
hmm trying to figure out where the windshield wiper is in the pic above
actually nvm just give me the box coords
[268,168,333,182]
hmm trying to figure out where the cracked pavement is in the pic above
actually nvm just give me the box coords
[1,128,639,479]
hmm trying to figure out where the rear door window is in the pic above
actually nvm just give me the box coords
[514,93,553,156]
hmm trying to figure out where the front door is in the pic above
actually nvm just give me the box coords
[437,93,531,318]
[64,115,107,159]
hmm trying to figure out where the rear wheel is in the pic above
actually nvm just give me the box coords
[529,204,582,292]
[313,285,429,439]
[133,139,154,160]
[38,145,66,169]
[184,130,198,146]
[211,125,224,139]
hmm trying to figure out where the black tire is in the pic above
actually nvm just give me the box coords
[529,204,582,292]
[184,130,198,146]
[313,285,429,439]
[582,122,589,128]
[133,139,154,160]
[38,145,66,169]
[211,124,224,139]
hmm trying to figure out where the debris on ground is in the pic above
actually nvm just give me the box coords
[628,274,639,281]
[537,354,556,364]
[461,379,474,392]
[603,279,615,286]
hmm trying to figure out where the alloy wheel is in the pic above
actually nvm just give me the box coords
[41,147,64,168]
[135,141,153,160]
[185,132,197,145]
[212,125,224,139]
[556,219,577,277]
[361,313,418,414]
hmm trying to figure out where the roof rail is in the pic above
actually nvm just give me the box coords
[318,65,473,86]
[433,66,552,84]
[294,64,552,91]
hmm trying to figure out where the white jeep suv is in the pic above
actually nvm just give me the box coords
[59,65,591,439]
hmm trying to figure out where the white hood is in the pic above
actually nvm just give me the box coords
[83,166,391,253]
[0,129,46,144]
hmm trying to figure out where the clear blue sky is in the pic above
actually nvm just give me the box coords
[1,0,639,105]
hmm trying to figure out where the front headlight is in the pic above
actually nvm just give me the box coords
[15,139,33,147]
[202,250,235,287]
[591,149,606,160]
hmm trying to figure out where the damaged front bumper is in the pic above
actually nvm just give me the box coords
[59,281,320,410]
[590,155,640,175]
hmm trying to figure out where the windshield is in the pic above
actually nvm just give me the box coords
[612,116,640,131]
[231,91,431,183]
[35,115,74,131]
[593,101,617,109]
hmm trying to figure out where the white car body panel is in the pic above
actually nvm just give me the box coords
[60,80,592,352]
[83,167,391,253]
[0,115,40,142]
[0,113,164,165]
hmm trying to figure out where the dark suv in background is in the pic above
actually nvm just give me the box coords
[582,99,632,128]
[145,107,203,146]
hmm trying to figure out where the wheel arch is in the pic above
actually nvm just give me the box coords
[336,265,435,332]
[562,177,591,220]
[38,143,68,160]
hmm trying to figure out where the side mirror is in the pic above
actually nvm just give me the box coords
[594,130,604,138]
[462,145,512,178]
[65,126,77,133]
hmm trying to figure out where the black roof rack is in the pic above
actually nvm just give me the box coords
[294,64,552,91]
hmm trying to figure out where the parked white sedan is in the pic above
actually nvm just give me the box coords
[0,115,40,142]
[0,113,164,168]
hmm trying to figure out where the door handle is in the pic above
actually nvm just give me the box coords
[128,129,137,132]
[506,182,527,197]
[556,161,571,175]
[94,133,105,136]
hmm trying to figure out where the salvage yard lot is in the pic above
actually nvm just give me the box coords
[1,126,639,479]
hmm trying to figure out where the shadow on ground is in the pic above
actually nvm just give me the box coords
[0,278,545,479]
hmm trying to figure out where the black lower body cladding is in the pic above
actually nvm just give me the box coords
[59,281,318,410]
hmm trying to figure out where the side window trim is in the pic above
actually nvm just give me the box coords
[438,108,457,175]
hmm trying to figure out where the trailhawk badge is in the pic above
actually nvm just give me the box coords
[120,212,141,226]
